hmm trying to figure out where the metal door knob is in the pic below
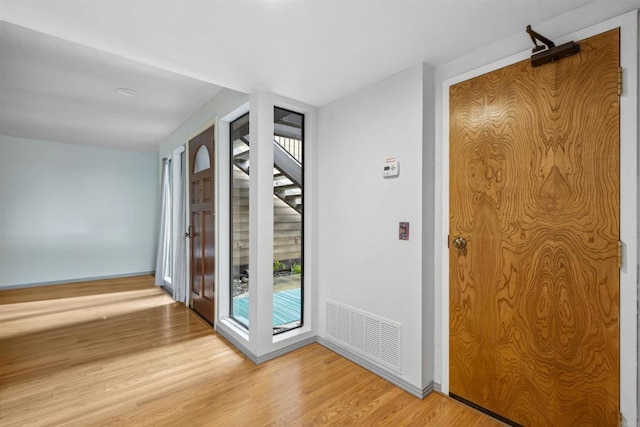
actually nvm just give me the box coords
[452,236,466,249]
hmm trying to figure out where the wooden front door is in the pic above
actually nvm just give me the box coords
[188,125,215,324]
[449,29,620,426]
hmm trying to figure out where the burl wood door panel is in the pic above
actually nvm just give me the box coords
[449,29,619,426]
[189,125,215,324]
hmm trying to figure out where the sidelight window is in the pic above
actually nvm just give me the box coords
[272,107,303,334]
[230,113,250,328]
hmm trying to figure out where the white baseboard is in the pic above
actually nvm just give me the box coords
[317,336,434,399]
[216,325,259,363]
[256,337,317,364]
[215,331,434,399]
[215,325,316,365]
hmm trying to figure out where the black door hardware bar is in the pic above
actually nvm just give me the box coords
[525,25,580,67]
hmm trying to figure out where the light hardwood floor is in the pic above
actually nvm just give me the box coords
[0,276,503,426]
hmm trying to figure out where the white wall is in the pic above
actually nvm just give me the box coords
[316,63,432,390]
[0,135,158,287]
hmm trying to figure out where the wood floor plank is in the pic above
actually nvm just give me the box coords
[0,276,503,426]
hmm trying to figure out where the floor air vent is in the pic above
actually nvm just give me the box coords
[325,300,401,373]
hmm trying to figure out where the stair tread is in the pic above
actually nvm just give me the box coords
[273,184,302,191]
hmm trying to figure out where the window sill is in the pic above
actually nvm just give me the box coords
[272,324,312,344]
[219,317,250,342]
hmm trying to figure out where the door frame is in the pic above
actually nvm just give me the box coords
[439,11,638,423]
[185,117,218,319]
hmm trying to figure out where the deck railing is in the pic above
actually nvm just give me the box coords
[274,136,302,164]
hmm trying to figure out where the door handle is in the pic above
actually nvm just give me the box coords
[452,236,467,255]
[185,225,194,238]
[452,236,466,249]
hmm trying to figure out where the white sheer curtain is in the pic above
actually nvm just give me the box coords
[155,158,171,286]
[171,147,188,302]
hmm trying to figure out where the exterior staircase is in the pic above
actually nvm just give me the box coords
[231,118,302,214]
[231,114,303,267]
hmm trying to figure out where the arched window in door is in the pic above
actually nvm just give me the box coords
[193,145,211,173]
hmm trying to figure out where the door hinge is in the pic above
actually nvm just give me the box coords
[617,67,623,96]
[447,234,450,248]
[617,241,623,269]
[617,411,623,427]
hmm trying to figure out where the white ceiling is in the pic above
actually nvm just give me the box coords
[0,22,223,151]
[1,0,638,151]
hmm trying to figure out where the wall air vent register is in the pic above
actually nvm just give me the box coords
[326,300,402,373]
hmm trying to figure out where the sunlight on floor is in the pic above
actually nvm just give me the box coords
[0,289,175,338]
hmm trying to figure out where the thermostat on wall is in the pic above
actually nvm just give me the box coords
[383,158,399,178]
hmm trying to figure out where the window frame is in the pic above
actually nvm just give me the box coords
[272,106,304,335]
